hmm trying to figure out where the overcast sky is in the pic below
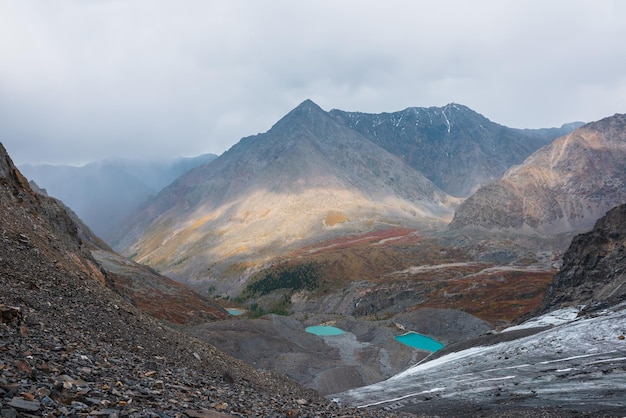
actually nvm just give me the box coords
[1,1,625,166]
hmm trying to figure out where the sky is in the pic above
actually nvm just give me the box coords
[1,1,625,166]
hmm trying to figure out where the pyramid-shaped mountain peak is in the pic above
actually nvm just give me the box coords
[269,99,330,134]
[284,99,326,119]
[295,98,323,111]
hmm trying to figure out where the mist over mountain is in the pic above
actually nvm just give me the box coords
[19,154,216,243]
[330,104,580,197]
[449,113,626,235]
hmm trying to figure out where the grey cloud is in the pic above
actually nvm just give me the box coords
[1,0,625,165]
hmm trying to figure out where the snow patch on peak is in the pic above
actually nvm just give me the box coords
[441,109,451,134]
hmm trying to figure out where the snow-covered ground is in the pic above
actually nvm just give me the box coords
[331,302,626,414]
[501,306,582,332]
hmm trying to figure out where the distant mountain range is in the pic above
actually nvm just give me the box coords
[19,154,216,243]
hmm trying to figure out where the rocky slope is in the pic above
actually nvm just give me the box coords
[449,113,626,235]
[112,100,456,294]
[330,104,579,197]
[20,154,216,243]
[28,180,229,324]
[540,203,626,312]
[0,142,399,417]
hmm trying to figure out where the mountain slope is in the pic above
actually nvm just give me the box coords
[19,154,216,243]
[330,104,579,197]
[1,142,393,417]
[27,179,228,324]
[113,100,456,293]
[449,113,626,235]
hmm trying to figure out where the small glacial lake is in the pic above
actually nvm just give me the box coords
[226,308,246,316]
[305,325,346,336]
[395,332,444,352]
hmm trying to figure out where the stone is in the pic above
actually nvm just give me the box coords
[88,409,120,416]
[19,392,34,401]
[40,396,55,407]
[71,401,88,410]
[0,306,22,325]
[13,360,31,374]
[7,397,40,412]
[84,397,103,406]
[0,407,17,418]
[35,387,50,397]
[184,409,232,418]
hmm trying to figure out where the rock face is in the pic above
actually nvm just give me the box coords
[1,141,394,417]
[112,100,457,293]
[331,104,578,197]
[541,203,626,312]
[449,113,626,235]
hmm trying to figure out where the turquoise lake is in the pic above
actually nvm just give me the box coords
[305,325,346,336]
[395,332,444,352]
[226,308,246,316]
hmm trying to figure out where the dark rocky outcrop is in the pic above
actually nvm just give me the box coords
[541,203,626,312]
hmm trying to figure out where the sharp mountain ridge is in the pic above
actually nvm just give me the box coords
[540,202,626,312]
[330,103,580,197]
